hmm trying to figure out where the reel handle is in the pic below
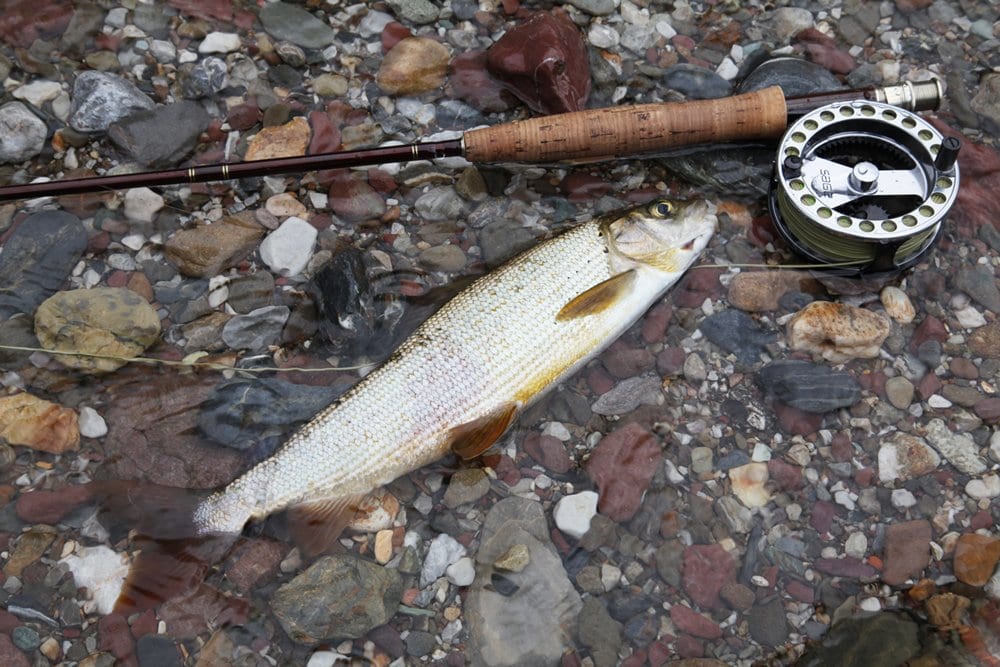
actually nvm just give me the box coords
[463,86,788,163]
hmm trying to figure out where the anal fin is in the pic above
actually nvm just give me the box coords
[287,494,366,557]
[449,403,518,460]
[556,269,637,321]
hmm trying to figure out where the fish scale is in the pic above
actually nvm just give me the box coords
[193,199,716,535]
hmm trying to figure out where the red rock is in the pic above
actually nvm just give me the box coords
[669,604,723,639]
[950,358,979,380]
[641,302,673,344]
[225,538,290,594]
[785,580,815,603]
[168,0,233,21]
[327,170,387,222]
[773,402,823,436]
[814,557,878,578]
[560,173,612,201]
[830,432,853,462]
[895,0,933,9]
[586,367,615,396]
[854,466,875,487]
[672,267,725,308]
[0,0,73,48]
[0,634,30,667]
[227,102,260,131]
[917,373,943,401]
[98,614,136,663]
[586,423,661,521]
[449,51,516,114]
[485,10,591,115]
[800,40,855,74]
[601,341,655,379]
[971,509,995,531]
[809,500,838,535]
[15,484,92,524]
[682,543,737,610]
[307,110,340,155]
[620,649,646,667]
[647,639,671,667]
[674,633,705,658]
[656,346,686,376]
[521,433,572,474]
[381,21,412,53]
[130,609,157,640]
[954,533,1000,587]
[910,315,948,353]
[974,398,1000,423]
[768,459,803,491]
[0,609,23,633]
[882,520,932,586]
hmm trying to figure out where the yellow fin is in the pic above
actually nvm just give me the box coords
[556,269,637,321]
[449,403,518,460]
[287,494,365,556]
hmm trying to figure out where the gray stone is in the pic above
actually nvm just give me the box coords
[270,554,403,643]
[592,375,662,415]
[746,596,788,647]
[180,57,229,99]
[577,597,622,667]
[386,0,440,24]
[479,219,538,266]
[0,102,47,163]
[954,266,1000,314]
[419,245,467,272]
[924,418,987,475]
[259,2,337,49]
[221,305,290,351]
[797,612,919,666]
[228,272,276,314]
[443,468,491,508]
[758,360,861,413]
[421,533,467,587]
[566,0,616,15]
[466,497,581,667]
[700,309,776,366]
[69,71,155,133]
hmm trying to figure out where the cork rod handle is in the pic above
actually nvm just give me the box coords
[463,86,788,164]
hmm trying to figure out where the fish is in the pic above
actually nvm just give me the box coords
[91,197,716,612]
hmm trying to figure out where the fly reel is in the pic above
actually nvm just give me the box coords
[768,97,961,276]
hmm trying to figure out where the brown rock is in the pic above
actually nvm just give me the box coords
[683,543,737,610]
[225,538,289,594]
[0,634,30,667]
[522,432,572,474]
[586,423,661,522]
[882,520,932,586]
[34,287,162,373]
[787,301,891,362]
[969,321,1000,358]
[727,270,819,312]
[164,215,265,278]
[953,533,1000,587]
[4,526,55,577]
[245,116,311,161]
[669,604,722,639]
[15,484,92,523]
[0,392,79,454]
[376,37,450,95]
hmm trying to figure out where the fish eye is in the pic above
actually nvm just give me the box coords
[650,200,674,218]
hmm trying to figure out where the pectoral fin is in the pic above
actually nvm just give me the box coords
[449,403,518,460]
[556,269,637,321]
[287,494,365,556]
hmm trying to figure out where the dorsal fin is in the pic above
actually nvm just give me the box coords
[449,403,518,460]
[287,494,365,557]
[556,270,637,321]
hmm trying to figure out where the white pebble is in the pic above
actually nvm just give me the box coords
[751,442,772,462]
[123,187,164,223]
[445,556,476,587]
[880,286,915,324]
[305,650,351,667]
[78,407,108,439]
[955,306,987,329]
[259,216,318,277]
[845,532,868,559]
[786,503,802,521]
[553,491,598,539]
[60,546,128,615]
[199,32,242,54]
[716,57,739,80]
[588,24,620,49]
[927,394,952,409]
[542,421,572,441]
[421,534,466,587]
[965,474,1000,500]
[601,563,621,591]
[990,431,1000,463]
[13,81,63,108]
[890,488,917,509]
[859,597,882,612]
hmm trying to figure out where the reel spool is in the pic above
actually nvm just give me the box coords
[768,98,961,276]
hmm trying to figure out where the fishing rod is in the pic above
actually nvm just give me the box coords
[0,80,943,203]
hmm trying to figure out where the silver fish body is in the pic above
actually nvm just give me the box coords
[193,198,716,535]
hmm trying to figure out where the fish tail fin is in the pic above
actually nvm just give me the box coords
[87,481,239,614]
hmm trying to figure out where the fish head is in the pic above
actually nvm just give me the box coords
[602,198,717,275]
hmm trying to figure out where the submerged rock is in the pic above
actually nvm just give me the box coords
[797,612,920,666]
[882,520,931,586]
[69,71,155,133]
[486,11,591,115]
[376,37,450,96]
[586,423,661,521]
[164,216,265,278]
[271,555,402,643]
[0,102,47,163]
[786,301,890,363]
[758,359,861,413]
[108,100,211,167]
[466,496,581,666]
[34,287,161,373]
[877,433,940,482]
[258,2,337,49]
[0,392,79,454]
[700,309,777,366]
[0,211,88,319]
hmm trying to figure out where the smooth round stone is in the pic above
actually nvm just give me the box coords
[419,245,466,272]
[312,73,349,97]
[884,376,915,409]
[78,406,108,439]
[259,216,318,277]
[376,37,450,95]
[11,626,41,651]
[259,2,337,48]
[0,101,47,162]
[553,491,598,539]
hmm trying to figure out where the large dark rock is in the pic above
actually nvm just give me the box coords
[108,101,211,167]
[758,359,862,413]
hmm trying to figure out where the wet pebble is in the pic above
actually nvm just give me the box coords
[271,554,402,643]
[965,474,1000,500]
[787,301,891,363]
[699,309,776,366]
[758,360,861,413]
[259,216,317,277]
[68,71,154,133]
[877,433,940,483]
[884,376,914,409]
[164,216,265,278]
[969,321,1000,358]
[377,37,450,95]
[591,375,661,415]
[421,533,467,587]
[662,64,732,99]
[0,392,79,454]
[0,102,47,162]
[746,596,788,647]
[727,271,818,312]
[246,116,311,161]
[553,491,598,539]
[669,604,722,639]
[60,545,129,615]
[522,433,572,474]
[954,266,1000,313]
[682,543,737,610]
[587,423,661,521]
[443,468,491,508]
[108,100,211,167]
[35,287,161,373]
[924,418,987,475]
[953,533,1000,587]
[578,596,622,667]
[221,305,291,351]
[419,244,466,272]
[729,462,771,508]
[327,171,387,222]
[880,286,916,324]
